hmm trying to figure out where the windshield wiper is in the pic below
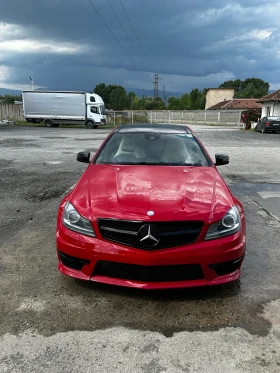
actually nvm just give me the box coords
[184,163,203,166]
[134,162,163,165]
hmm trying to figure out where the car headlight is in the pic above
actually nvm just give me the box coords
[205,206,240,241]
[62,202,96,237]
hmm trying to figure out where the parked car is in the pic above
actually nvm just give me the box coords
[56,124,246,289]
[255,116,280,133]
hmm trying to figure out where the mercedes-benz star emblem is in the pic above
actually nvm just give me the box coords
[137,224,161,247]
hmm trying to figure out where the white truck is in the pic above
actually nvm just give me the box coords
[22,91,106,128]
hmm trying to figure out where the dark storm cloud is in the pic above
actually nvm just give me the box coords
[0,0,280,92]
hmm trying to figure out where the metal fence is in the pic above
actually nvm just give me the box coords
[107,110,243,126]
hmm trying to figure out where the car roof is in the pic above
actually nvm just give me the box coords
[116,123,192,134]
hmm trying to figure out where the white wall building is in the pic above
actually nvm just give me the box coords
[257,90,280,117]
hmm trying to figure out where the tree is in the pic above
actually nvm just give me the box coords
[219,79,243,94]
[127,92,136,109]
[219,78,269,98]
[128,95,166,110]
[130,96,141,110]
[189,89,205,110]
[93,83,110,106]
[180,92,190,110]
[167,96,182,110]
[109,86,128,110]
[146,97,166,110]
[0,94,22,104]
[167,90,205,110]
[93,83,129,109]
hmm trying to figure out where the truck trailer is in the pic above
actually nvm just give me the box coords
[22,91,106,128]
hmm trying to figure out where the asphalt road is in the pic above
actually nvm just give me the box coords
[1,125,280,372]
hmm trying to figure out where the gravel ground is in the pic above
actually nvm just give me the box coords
[1,125,280,372]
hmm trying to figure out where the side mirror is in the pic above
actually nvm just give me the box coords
[77,151,90,163]
[215,154,229,166]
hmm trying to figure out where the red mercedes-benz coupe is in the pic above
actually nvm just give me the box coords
[56,124,246,289]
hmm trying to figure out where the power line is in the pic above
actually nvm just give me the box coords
[118,0,190,91]
[106,0,149,71]
[118,0,155,73]
[87,0,148,79]
[88,0,190,93]
[162,77,190,90]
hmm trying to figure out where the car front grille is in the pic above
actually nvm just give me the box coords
[93,261,204,282]
[98,219,203,250]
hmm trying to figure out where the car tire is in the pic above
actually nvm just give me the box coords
[45,119,54,127]
[86,120,95,129]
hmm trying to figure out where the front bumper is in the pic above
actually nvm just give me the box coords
[56,222,246,289]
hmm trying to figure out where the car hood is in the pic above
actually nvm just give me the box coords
[70,164,234,224]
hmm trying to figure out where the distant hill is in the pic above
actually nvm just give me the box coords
[130,88,183,98]
[0,87,183,99]
[1,86,275,99]
[44,87,184,98]
[0,88,22,96]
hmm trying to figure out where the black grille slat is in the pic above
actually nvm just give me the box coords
[99,230,139,246]
[94,261,204,282]
[99,220,139,232]
[98,219,203,250]
[159,223,200,232]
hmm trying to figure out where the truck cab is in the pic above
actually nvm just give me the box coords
[86,93,106,128]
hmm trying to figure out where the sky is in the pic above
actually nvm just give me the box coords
[0,0,280,95]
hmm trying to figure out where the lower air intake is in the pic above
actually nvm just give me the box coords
[93,261,204,282]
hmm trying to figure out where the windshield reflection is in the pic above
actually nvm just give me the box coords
[95,132,209,166]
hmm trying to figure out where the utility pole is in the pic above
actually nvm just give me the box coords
[152,73,159,98]
[163,85,166,106]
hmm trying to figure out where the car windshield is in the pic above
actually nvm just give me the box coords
[95,132,209,166]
